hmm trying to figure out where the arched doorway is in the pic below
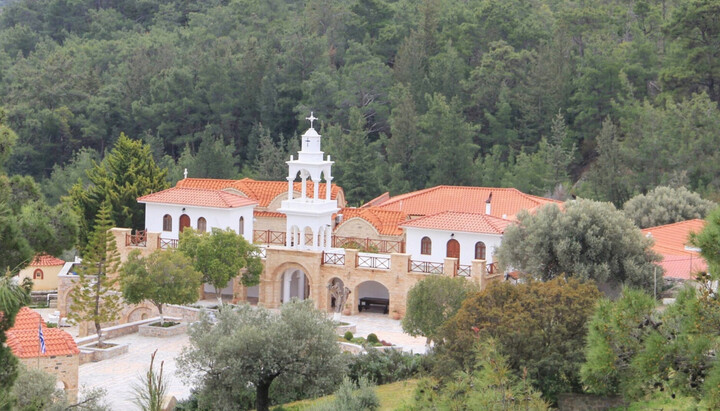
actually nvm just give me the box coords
[447,239,460,259]
[179,214,191,233]
[281,269,310,303]
[327,278,348,312]
[356,281,390,314]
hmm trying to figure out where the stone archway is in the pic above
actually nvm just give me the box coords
[125,306,153,323]
[355,280,390,315]
[327,277,349,313]
[281,268,310,303]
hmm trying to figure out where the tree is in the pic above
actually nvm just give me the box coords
[587,118,631,206]
[120,249,202,325]
[0,272,29,407]
[10,364,110,411]
[177,228,262,301]
[690,205,720,276]
[0,109,17,171]
[177,300,346,411]
[497,199,659,291]
[132,350,168,411]
[68,201,121,345]
[401,276,477,344]
[42,147,100,205]
[623,186,717,229]
[437,278,600,401]
[70,133,169,247]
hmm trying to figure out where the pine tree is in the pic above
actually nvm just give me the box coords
[68,200,121,346]
[252,129,288,181]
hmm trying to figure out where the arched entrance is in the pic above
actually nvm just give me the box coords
[446,239,460,259]
[179,214,191,232]
[356,281,390,314]
[281,268,310,303]
[327,277,348,312]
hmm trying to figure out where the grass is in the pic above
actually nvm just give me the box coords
[276,379,418,411]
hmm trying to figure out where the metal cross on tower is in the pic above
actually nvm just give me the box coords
[306,111,317,128]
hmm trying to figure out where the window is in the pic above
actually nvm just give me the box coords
[475,242,486,260]
[197,217,207,232]
[421,237,432,255]
[239,217,245,235]
[163,214,172,231]
[33,269,44,280]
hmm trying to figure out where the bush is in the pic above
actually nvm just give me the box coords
[344,331,354,341]
[308,377,379,411]
[366,333,379,344]
[347,349,422,385]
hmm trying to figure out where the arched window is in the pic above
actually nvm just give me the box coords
[33,269,44,280]
[197,217,207,232]
[162,214,172,232]
[475,242,486,260]
[239,216,245,235]
[421,237,432,255]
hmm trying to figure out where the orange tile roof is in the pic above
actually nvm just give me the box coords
[400,211,514,234]
[362,192,391,208]
[175,178,344,208]
[254,210,286,218]
[642,219,708,280]
[371,186,560,219]
[30,254,65,266]
[11,307,46,330]
[6,327,79,358]
[339,207,408,236]
[138,187,258,208]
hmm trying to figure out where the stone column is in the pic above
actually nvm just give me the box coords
[390,253,411,274]
[301,176,307,198]
[282,271,290,304]
[325,176,332,200]
[471,259,487,289]
[345,249,359,269]
[297,272,305,300]
[287,177,293,200]
[443,258,458,277]
[313,178,319,200]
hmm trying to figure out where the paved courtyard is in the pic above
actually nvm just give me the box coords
[71,309,427,410]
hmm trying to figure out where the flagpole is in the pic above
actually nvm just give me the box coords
[37,318,41,369]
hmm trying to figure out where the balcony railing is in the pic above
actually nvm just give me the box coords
[158,237,178,249]
[409,260,444,274]
[332,236,404,253]
[322,251,345,265]
[251,247,267,259]
[126,230,147,247]
[487,262,498,275]
[457,264,471,277]
[357,254,390,270]
[253,230,287,245]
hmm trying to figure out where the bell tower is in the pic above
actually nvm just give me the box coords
[278,113,338,250]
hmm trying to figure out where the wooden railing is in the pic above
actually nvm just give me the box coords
[357,254,390,270]
[158,237,178,249]
[457,264,472,277]
[126,230,147,247]
[487,262,498,275]
[332,235,404,253]
[253,230,286,245]
[322,251,345,265]
[409,260,444,274]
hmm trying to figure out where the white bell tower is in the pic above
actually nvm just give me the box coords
[278,112,338,250]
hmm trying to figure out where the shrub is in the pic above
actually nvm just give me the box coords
[366,333,379,344]
[347,349,422,385]
[308,376,379,411]
[344,331,354,341]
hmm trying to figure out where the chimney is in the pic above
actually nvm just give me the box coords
[485,192,492,215]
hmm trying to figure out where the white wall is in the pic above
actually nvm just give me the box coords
[404,227,503,265]
[144,203,255,242]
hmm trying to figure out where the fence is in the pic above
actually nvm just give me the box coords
[409,260,444,274]
[322,251,345,265]
[332,236,405,253]
[125,230,147,247]
[457,264,472,277]
[357,254,391,269]
[253,230,286,245]
[158,237,178,249]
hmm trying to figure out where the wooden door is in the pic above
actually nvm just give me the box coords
[446,239,460,259]
[179,214,191,233]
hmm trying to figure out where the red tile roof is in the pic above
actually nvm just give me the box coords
[138,187,258,208]
[642,219,708,280]
[254,210,286,218]
[6,327,79,358]
[400,211,514,234]
[339,207,408,236]
[11,307,46,330]
[371,186,560,220]
[175,178,344,208]
[30,254,65,266]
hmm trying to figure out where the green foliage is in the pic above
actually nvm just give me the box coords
[401,275,477,343]
[132,350,168,411]
[437,277,600,401]
[177,300,346,411]
[10,364,62,411]
[120,249,202,324]
[366,333,379,344]
[0,273,29,405]
[70,133,168,247]
[691,206,720,276]
[497,199,660,291]
[0,109,16,171]
[42,148,100,205]
[67,200,121,344]
[178,227,262,300]
[623,186,716,229]
[308,376,379,411]
[344,331,354,341]
[347,349,421,386]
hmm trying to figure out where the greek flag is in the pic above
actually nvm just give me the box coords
[38,322,46,355]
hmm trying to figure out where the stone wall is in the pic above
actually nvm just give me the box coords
[21,355,79,403]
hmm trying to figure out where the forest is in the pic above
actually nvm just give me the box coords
[0,0,719,206]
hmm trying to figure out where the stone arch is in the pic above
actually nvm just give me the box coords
[125,306,153,323]
[281,268,311,303]
[302,225,314,247]
[335,217,381,239]
[269,262,313,305]
[354,280,390,315]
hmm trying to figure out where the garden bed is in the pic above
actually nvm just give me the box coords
[139,320,187,337]
[79,342,129,362]
[334,321,356,336]
[338,332,400,353]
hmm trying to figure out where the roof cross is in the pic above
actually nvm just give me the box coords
[306,111,317,128]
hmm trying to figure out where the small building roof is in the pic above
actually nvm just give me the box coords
[642,219,708,281]
[339,207,408,236]
[369,186,560,220]
[175,178,344,208]
[11,307,46,330]
[30,254,65,267]
[6,327,80,358]
[138,187,258,209]
[400,211,514,235]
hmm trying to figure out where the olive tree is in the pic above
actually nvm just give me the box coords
[691,205,720,277]
[497,199,660,292]
[623,186,716,229]
[120,249,202,325]
[177,300,346,411]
